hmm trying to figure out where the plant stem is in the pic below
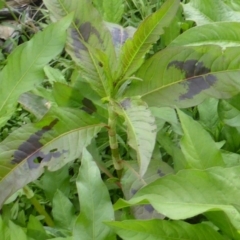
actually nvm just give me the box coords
[23,186,54,227]
[108,104,123,177]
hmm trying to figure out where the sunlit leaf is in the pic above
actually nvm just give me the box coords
[114,166,240,229]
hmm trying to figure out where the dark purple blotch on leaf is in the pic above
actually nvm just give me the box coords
[110,27,129,46]
[131,188,138,196]
[81,98,97,115]
[157,169,165,177]
[27,149,68,169]
[144,204,154,213]
[121,98,131,110]
[167,60,217,100]
[11,119,59,167]
[71,20,103,58]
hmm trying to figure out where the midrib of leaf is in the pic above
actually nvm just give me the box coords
[57,0,109,96]
[0,123,104,181]
[0,47,45,113]
[121,0,176,78]
[141,68,240,98]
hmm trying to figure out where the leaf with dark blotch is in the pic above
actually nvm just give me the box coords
[121,160,173,219]
[0,107,104,208]
[105,22,136,58]
[124,45,240,108]
[115,166,240,229]
[52,82,108,122]
[11,119,59,166]
[43,0,117,97]
[81,98,97,115]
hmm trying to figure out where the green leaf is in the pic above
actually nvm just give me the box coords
[103,0,124,23]
[0,216,10,240]
[198,98,219,131]
[182,0,240,25]
[0,107,103,208]
[115,97,157,176]
[223,0,240,11]
[218,94,240,127]
[125,45,240,108]
[27,215,48,240]
[43,0,116,97]
[205,211,240,240]
[114,166,240,229]
[150,107,182,134]
[0,14,72,128]
[117,0,179,80]
[39,164,71,200]
[44,66,66,84]
[170,22,240,48]
[177,109,224,169]
[221,125,240,152]
[52,190,75,230]
[9,221,27,240]
[121,160,173,219]
[106,219,225,240]
[157,130,188,171]
[73,149,115,240]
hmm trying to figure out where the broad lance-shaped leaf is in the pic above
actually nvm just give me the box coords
[124,45,240,108]
[116,0,179,80]
[0,14,72,128]
[43,0,116,97]
[182,0,240,25]
[177,109,224,169]
[0,107,104,208]
[106,220,225,240]
[114,97,157,176]
[73,150,115,240]
[170,22,240,48]
[114,166,240,229]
